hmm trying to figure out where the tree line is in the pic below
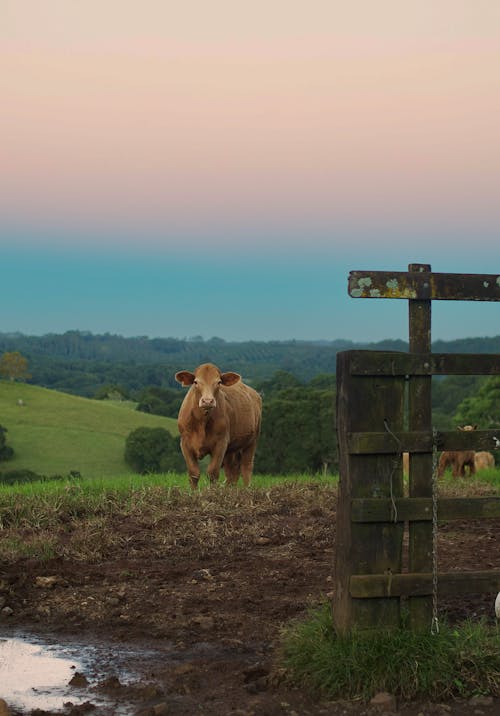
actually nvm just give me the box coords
[1,330,499,396]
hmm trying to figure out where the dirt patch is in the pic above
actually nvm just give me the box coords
[0,483,499,715]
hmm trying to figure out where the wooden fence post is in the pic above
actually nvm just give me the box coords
[407,263,433,628]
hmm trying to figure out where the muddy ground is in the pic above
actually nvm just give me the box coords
[0,482,499,716]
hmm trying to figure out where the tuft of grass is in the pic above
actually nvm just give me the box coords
[280,602,500,701]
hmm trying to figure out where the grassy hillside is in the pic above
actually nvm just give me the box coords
[0,380,178,478]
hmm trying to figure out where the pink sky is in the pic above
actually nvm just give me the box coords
[2,1,500,251]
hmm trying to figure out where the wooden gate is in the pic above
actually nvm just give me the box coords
[333,263,500,632]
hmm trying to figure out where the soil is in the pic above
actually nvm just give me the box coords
[0,482,499,716]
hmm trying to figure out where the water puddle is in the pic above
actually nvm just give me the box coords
[0,631,159,714]
[0,636,85,712]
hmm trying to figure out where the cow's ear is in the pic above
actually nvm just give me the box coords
[220,371,241,387]
[175,371,195,386]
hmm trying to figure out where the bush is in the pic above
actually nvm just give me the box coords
[125,427,185,474]
[0,425,14,462]
[0,468,44,485]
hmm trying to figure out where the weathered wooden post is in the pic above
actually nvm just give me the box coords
[407,264,433,628]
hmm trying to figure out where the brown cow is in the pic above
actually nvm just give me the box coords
[437,424,477,478]
[474,451,495,472]
[175,363,262,489]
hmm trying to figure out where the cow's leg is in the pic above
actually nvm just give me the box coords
[180,442,200,490]
[240,441,257,487]
[223,451,241,486]
[206,444,227,485]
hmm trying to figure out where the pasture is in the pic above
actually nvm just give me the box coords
[0,381,177,478]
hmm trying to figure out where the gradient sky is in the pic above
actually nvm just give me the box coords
[1,1,499,343]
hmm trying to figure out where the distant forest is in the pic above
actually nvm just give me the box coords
[1,330,499,398]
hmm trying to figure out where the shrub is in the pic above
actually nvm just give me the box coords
[0,425,14,462]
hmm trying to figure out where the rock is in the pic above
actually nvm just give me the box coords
[1,607,13,618]
[0,698,11,716]
[35,575,60,589]
[69,672,89,687]
[369,691,397,712]
[190,615,214,630]
[469,695,494,707]
[152,704,169,715]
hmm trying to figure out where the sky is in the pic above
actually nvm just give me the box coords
[1,1,500,343]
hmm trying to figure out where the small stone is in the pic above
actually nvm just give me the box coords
[469,695,494,707]
[369,691,397,712]
[152,704,169,715]
[69,672,89,687]
[1,607,13,618]
[173,663,195,676]
[191,615,214,630]
[35,575,60,589]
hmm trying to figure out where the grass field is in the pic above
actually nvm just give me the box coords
[0,380,178,478]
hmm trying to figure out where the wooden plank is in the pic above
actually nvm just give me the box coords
[351,497,500,522]
[349,270,500,302]
[350,570,500,598]
[348,429,500,454]
[333,351,405,633]
[348,351,500,376]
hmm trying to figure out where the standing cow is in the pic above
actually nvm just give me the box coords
[175,363,262,489]
[474,451,495,472]
[438,424,477,478]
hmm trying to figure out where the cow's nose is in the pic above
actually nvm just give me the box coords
[200,397,216,408]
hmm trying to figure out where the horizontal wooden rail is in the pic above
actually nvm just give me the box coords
[348,429,500,454]
[351,497,500,522]
[350,570,500,598]
[349,270,500,302]
[347,351,499,376]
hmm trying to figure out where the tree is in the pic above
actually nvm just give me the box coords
[454,376,500,428]
[0,425,14,462]
[136,386,183,418]
[0,351,31,382]
[124,427,185,474]
[254,383,337,474]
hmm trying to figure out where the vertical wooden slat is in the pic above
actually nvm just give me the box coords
[407,263,433,629]
[333,351,405,633]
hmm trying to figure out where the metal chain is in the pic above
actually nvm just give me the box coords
[431,427,440,635]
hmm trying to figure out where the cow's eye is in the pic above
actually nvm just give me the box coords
[193,379,198,385]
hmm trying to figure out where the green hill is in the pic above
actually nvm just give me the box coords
[0,381,178,478]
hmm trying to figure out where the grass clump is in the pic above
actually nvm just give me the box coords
[281,602,500,701]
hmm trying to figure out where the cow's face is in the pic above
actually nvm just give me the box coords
[175,363,241,412]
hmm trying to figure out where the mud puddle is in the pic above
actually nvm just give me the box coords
[0,630,168,714]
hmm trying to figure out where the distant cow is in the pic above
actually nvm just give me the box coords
[175,363,262,489]
[474,451,495,472]
[438,424,477,478]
